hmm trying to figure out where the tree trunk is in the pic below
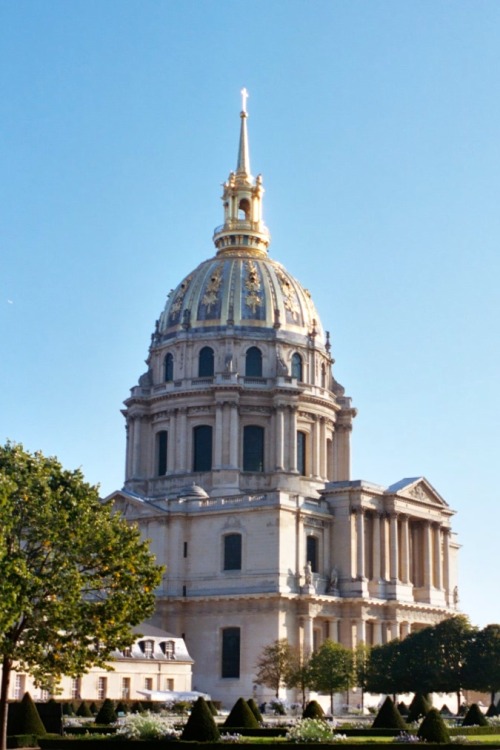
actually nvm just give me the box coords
[0,656,12,750]
[330,691,334,716]
[456,690,461,716]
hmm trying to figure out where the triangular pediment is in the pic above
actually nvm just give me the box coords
[386,477,449,508]
[104,489,167,520]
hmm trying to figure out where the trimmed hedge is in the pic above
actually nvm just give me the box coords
[8,693,46,737]
[6,735,38,748]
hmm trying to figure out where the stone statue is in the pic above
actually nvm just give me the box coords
[453,585,459,607]
[328,567,339,592]
[304,561,313,586]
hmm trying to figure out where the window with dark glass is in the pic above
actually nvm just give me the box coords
[306,535,319,573]
[297,431,307,476]
[164,352,174,382]
[224,533,242,570]
[193,425,213,471]
[243,425,264,472]
[221,627,240,678]
[157,430,168,476]
[245,346,262,377]
[291,352,303,381]
[199,346,214,377]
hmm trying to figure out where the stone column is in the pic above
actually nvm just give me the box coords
[356,509,365,580]
[433,523,442,590]
[356,619,366,646]
[400,515,410,584]
[303,615,314,656]
[275,405,284,470]
[373,620,383,645]
[423,521,432,587]
[229,402,239,468]
[443,528,451,602]
[167,413,176,472]
[289,406,298,472]
[214,402,223,468]
[178,408,188,472]
[313,416,321,478]
[389,514,399,582]
[372,513,381,581]
[319,417,327,479]
[389,621,399,641]
[131,416,141,476]
[400,622,411,639]
[380,514,389,580]
[329,619,339,643]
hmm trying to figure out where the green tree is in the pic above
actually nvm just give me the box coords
[463,624,500,705]
[254,639,293,698]
[0,442,163,750]
[308,640,354,715]
[365,640,402,696]
[354,643,371,711]
[285,646,312,709]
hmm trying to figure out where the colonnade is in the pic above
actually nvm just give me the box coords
[300,612,419,650]
[350,509,451,593]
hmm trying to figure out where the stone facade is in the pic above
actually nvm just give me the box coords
[109,94,459,708]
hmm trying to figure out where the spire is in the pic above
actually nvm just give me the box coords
[236,88,251,178]
[213,90,270,256]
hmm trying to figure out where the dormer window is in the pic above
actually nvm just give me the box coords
[122,646,132,658]
[139,639,155,658]
[160,640,176,659]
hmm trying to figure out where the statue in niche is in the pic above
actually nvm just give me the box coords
[304,561,313,586]
[224,353,234,373]
[453,585,459,607]
[276,348,288,376]
[328,567,339,593]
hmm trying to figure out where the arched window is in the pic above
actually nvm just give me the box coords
[164,353,174,382]
[193,425,213,471]
[223,533,242,571]
[221,627,240,678]
[156,431,168,476]
[321,363,326,388]
[297,431,307,476]
[243,425,264,472]
[291,352,303,381]
[245,346,262,377]
[199,346,214,377]
[306,535,319,573]
[238,198,250,220]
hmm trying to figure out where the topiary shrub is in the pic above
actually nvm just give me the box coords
[207,700,218,716]
[224,697,259,729]
[486,702,498,718]
[89,702,98,715]
[7,693,46,737]
[247,698,263,723]
[115,701,129,715]
[130,701,145,714]
[94,698,117,725]
[181,697,220,741]
[407,692,431,723]
[418,708,450,743]
[440,703,452,715]
[462,703,488,726]
[303,700,325,719]
[372,696,407,730]
[397,701,409,716]
[61,702,73,716]
[76,701,92,718]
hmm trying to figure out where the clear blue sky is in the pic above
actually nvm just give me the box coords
[1,1,499,628]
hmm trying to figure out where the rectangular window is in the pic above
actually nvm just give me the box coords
[145,677,153,690]
[193,425,213,471]
[165,678,174,691]
[297,431,307,475]
[221,627,240,678]
[144,640,154,658]
[14,675,25,700]
[122,677,130,699]
[243,425,264,471]
[157,430,168,476]
[183,541,188,558]
[97,676,107,700]
[306,535,319,573]
[224,533,242,571]
[71,677,81,700]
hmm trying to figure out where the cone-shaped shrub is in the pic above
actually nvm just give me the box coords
[397,701,409,716]
[115,701,129,715]
[95,698,117,725]
[303,700,325,719]
[207,700,218,716]
[486,703,498,718]
[224,697,259,729]
[372,696,407,730]
[181,697,220,741]
[9,692,46,736]
[462,703,488,726]
[440,704,452,716]
[131,701,145,714]
[407,693,431,723]
[418,708,450,743]
[61,702,74,716]
[89,702,98,715]
[76,700,92,718]
[247,698,263,723]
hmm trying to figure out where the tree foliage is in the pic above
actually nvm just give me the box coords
[308,640,354,715]
[0,442,163,750]
[463,624,500,704]
[254,639,293,697]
